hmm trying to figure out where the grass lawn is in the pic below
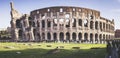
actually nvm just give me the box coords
[0,42,106,58]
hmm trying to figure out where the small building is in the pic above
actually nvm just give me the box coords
[115,29,120,38]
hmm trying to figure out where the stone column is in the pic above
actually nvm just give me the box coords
[70,12,72,31]
[45,32,47,41]
[57,32,60,42]
[82,32,84,43]
[30,28,34,41]
[87,33,90,43]
[64,33,66,42]
[70,32,72,41]
[14,29,19,41]
[93,34,95,43]
[57,12,60,31]
[45,13,47,32]
[76,33,79,41]
[51,32,53,41]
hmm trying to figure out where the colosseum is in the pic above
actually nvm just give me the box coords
[10,2,115,43]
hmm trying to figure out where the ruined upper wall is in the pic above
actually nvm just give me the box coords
[29,6,114,25]
[30,6,100,18]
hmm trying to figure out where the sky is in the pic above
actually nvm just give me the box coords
[0,0,120,30]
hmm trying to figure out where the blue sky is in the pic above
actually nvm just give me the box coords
[0,0,120,30]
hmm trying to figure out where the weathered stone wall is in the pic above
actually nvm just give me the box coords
[10,2,115,43]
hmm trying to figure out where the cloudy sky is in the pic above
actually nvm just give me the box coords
[0,0,120,30]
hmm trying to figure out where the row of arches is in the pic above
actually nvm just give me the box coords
[31,32,113,42]
[18,29,114,43]
[28,18,113,32]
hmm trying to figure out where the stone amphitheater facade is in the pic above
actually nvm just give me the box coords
[10,2,115,43]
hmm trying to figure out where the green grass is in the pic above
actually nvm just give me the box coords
[0,42,106,58]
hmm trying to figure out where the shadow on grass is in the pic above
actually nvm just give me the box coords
[0,48,106,58]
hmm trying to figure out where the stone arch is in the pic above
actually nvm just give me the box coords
[73,18,76,27]
[47,32,51,40]
[95,33,98,42]
[60,32,64,41]
[29,21,32,26]
[90,21,94,29]
[72,32,76,41]
[84,19,88,27]
[78,33,82,40]
[103,23,105,30]
[106,35,108,40]
[78,19,82,26]
[95,21,98,29]
[103,34,105,41]
[18,30,22,39]
[84,33,88,41]
[42,33,45,40]
[47,19,51,27]
[37,33,41,41]
[32,21,35,27]
[66,32,70,40]
[90,33,93,42]
[53,33,57,41]
[37,21,40,27]
[109,35,110,39]
[16,20,22,28]
[99,34,102,43]
[27,33,30,41]
[100,22,102,31]
[42,20,45,28]
[106,24,108,30]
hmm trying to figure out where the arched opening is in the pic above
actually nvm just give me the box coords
[37,33,41,41]
[100,22,102,31]
[103,23,105,30]
[78,19,82,26]
[53,33,57,41]
[103,34,105,41]
[106,24,108,30]
[60,32,64,41]
[84,19,88,27]
[90,21,94,29]
[42,33,45,41]
[90,33,93,42]
[27,33,30,41]
[29,21,32,26]
[66,32,70,40]
[47,32,51,40]
[47,19,51,27]
[109,35,110,39]
[32,21,35,27]
[99,34,102,42]
[37,21,40,27]
[106,35,108,40]
[78,33,82,40]
[95,34,98,42]
[72,32,76,41]
[53,19,57,26]
[73,18,76,27]
[16,20,22,28]
[66,20,70,27]
[18,30,22,39]
[84,33,88,41]
[42,20,45,28]
[95,21,98,30]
